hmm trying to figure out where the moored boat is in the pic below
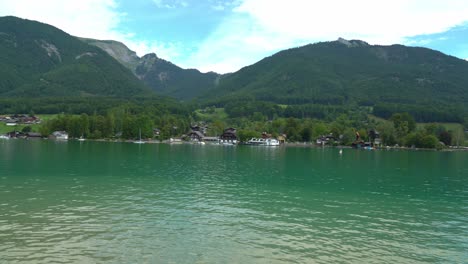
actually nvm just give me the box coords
[246,138,280,146]
[134,129,145,144]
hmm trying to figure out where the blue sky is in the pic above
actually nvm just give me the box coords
[406,23,468,60]
[1,0,468,73]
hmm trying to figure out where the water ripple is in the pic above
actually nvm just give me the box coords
[1,142,467,263]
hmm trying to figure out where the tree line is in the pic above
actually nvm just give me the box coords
[199,112,465,149]
[217,99,467,124]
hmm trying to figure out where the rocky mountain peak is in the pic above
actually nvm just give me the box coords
[337,37,369,48]
[142,53,158,60]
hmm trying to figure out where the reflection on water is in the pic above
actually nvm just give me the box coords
[1,140,467,263]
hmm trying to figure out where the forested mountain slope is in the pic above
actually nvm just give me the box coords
[0,16,151,97]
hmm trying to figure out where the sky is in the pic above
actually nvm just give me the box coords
[1,0,468,73]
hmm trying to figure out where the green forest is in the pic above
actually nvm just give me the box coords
[7,97,461,149]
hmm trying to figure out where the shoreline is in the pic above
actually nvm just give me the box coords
[2,137,468,151]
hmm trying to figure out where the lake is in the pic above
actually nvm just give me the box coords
[1,140,467,263]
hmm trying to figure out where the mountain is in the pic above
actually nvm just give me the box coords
[0,16,151,97]
[135,53,219,100]
[83,39,219,100]
[208,38,468,120]
[2,15,466,123]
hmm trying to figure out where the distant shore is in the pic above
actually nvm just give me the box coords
[3,137,468,151]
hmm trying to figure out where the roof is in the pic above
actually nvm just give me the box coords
[52,131,68,136]
[189,131,204,138]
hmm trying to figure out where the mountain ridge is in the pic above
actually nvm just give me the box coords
[82,38,220,100]
[0,16,151,97]
[210,38,468,105]
[1,16,467,123]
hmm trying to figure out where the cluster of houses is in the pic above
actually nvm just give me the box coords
[187,124,238,145]
[0,114,41,126]
[185,124,286,145]
[0,114,71,140]
[1,131,42,139]
[316,129,381,148]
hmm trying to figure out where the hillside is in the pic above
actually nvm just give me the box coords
[0,16,151,97]
[2,16,466,123]
[84,39,219,100]
[208,38,468,122]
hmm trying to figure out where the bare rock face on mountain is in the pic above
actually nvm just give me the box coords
[80,38,140,74]
[337,37,369,48]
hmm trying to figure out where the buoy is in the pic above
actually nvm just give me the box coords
[339,149,343,155]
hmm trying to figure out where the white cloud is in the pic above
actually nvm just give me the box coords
[0,0,123,41]
[1,0,468,73]
[125,40,185,61]
[152,0,188,9]
[183,0,468,73]
[0,0,180,62]
[183,13,297,73]
[234,0,468,44]
[210,0,241,11]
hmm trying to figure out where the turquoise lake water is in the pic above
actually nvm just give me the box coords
[1,140,467,263]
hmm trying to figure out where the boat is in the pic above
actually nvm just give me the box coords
[247,138,265,145]
[264,138,280,146]
[246,138,280,146]
[78,135,85,141]
[221,141,236,146]
[352,141,374,150]
[0,134,10,139]
[134,129,145,144]
[169,138,183,144]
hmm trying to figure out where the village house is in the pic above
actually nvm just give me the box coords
[261,132,272,139]
[187,131,204,142]
[186,123,210,142]
[190,124,208,135]
[316,133,337,146]
[6,131,25,138]
[49,131,68,140]
[153,128,161,137]
[220,128,237,144]
[368,129,381,146]
[26,132,42,139]
[277,134,286,144]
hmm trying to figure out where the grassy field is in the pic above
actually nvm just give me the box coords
[0,123,39,134]
[277,104,288,109]
[416,122,464,131]
[36,114,59,121]
[369,115,464,130]
[194,108,228,121]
